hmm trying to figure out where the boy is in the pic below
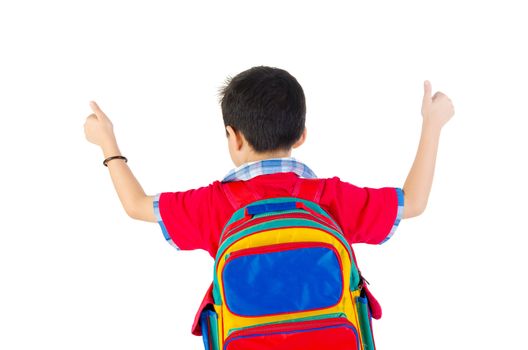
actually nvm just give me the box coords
[84,65,454,335]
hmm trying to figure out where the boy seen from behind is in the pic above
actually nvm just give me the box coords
[84,66,454,346]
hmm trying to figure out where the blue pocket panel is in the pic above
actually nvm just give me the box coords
[222,246,342,316]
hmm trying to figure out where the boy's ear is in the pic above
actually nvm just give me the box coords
[292,128,307,149]
[226,125,244,151]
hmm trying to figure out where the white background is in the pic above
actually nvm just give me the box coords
[1,0,527,349]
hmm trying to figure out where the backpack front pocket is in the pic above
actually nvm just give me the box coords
[221,242,344,317]
[223,317,360,350]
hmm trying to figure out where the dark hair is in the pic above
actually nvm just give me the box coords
[218,66,306,153]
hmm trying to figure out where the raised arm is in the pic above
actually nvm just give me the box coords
[402,81,454,219]
[84,101,156,222]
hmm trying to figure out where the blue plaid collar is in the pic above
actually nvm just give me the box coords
[222,157,317,183]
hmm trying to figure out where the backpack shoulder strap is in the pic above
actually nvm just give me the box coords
[224,177,324,209]
[292,178,325,203]
[222,180,261,210]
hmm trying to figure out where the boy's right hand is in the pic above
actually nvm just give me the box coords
[421,80,455,128]
[84,101,117,148]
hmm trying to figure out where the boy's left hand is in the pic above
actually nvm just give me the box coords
[84,101,116,147]
[421,81,455,129]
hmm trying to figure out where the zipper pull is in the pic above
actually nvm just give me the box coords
[358,271,370,289]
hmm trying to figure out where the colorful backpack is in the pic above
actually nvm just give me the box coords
[193,179,380,350]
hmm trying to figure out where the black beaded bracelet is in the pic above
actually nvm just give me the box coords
[103,155,128,167]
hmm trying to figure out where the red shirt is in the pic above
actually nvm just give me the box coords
[156,172,403,258]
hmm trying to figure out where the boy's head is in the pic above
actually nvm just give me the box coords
[219,66,307,166]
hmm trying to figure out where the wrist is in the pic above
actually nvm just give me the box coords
[421,120,443,135]
[100,139,121,159]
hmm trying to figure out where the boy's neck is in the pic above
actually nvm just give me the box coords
[243,149,292,164]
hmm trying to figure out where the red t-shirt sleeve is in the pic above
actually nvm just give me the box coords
[320,177,404,245]
[153,181,233,256]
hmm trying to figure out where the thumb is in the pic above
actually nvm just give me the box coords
[422,80,432,104]
[89,101,106,120]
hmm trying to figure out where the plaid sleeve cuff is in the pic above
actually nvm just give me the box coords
[380,188,404,245]
[153,193,180,250]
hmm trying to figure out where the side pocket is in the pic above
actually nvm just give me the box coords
[199,308,219,350]
[356,292,375,350]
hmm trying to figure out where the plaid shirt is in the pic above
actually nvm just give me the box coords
[222,157,317,183]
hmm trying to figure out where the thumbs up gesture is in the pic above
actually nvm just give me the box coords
[84,101,116,147]
[421,81,455,129]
